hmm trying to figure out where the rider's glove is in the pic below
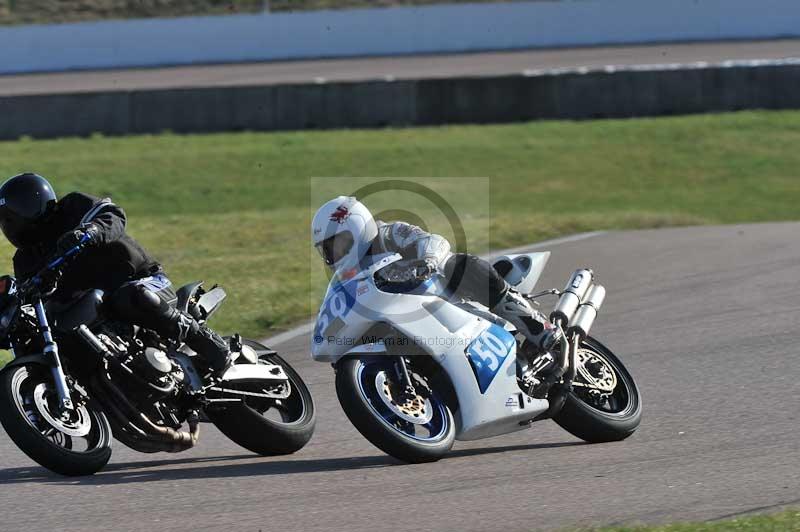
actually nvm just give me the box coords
[56,224,99,255]
[379,264,415,283]
[378,258,437,284]
[411,258,437,280]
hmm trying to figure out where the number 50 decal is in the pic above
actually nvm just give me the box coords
[313,280,358,341]
[466,324,516,393]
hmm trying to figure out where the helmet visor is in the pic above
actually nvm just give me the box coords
[316,231,354,267]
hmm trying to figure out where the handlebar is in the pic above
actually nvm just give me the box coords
[26,232,93,293]
[375,258,437,286]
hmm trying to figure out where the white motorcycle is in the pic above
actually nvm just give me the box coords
[312,251,641,463]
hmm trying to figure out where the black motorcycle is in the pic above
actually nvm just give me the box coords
[0,235,315,476]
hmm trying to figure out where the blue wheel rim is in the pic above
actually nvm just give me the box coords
[355,358,450,443]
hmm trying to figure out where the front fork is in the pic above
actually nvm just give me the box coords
[394,356,416,395]
[32,298,74,413]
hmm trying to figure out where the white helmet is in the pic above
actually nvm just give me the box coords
[311,196,378,274]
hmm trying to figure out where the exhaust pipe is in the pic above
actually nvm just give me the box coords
[97,371,200,452]
[568,284,606,338]
[80,323,201,452]
[547,269,593,382]
[549,272,606,386]
[550,269,593,326]
[91,378,200,454]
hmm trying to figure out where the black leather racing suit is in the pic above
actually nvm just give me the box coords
[13,192,230,372]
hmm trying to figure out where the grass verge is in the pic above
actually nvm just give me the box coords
[0,0,526,26]
[0,110,797,364]
[595,508,800,531]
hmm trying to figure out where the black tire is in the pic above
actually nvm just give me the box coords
[553,337,642,443]
[207,350,315,455]
[335,355,455,464]
[0,365,112,476]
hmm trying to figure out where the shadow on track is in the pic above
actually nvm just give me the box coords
[0,440,583,485]
[448,441,584,459]
[0,454,397,485]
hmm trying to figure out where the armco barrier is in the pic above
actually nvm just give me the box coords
[1,61,800,140]
[2,0,800,74]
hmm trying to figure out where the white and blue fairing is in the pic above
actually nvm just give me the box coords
[311,253,550,440]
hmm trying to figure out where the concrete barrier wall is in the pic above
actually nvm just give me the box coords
[2,0,800,74]
[2,61,800,140]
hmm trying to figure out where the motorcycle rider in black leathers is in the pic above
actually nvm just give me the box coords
[311,196,561,351]
[0,173,233,375]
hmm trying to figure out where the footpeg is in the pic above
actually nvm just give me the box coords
[229,333,243,354]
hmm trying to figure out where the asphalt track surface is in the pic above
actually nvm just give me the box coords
[1,223,799,531]
[2,39,800,96]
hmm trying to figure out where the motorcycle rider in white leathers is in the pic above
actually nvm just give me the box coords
[311,196,561,351]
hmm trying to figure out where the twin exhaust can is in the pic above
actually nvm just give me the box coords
[549,268,606,338]
[568,284,606,338]
[550,269,593,325]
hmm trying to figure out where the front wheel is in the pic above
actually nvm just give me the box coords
[335,355,455,463]
[553,336,642,443]
[0,365,112,476]
[207,341,315,455]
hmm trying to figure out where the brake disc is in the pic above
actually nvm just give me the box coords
[374,371,433,424]
[575,349,617,394]
[33,383,92,437]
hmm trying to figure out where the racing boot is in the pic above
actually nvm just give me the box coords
[491,288,562,352]
[114,283,234,377]
[174,313,234,378]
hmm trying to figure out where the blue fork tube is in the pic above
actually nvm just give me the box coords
[33,298,74,412]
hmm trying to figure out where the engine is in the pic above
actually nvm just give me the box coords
[76,324,201,450]
[83,326,183,401]
[130,347,177,394]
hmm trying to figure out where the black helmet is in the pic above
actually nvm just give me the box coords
[0,173,57,248]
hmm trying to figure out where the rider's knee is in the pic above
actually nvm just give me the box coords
[129,284,163,311]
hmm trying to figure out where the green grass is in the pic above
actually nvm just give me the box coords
[595,509,800,531]
[0,0,263,26]
[0,110,798,351]
[0,0,525,26]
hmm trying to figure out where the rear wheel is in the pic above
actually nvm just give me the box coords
[553,336,642,443]
[335,355,455,463]
[207,341,315,455]
[0,365,112,476]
